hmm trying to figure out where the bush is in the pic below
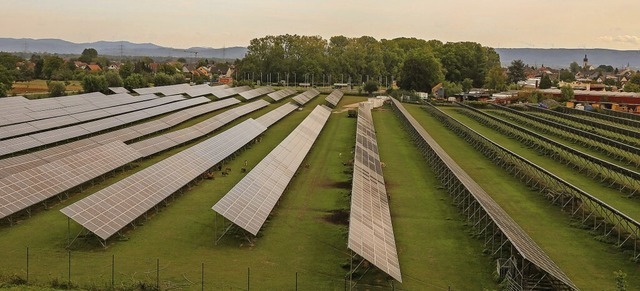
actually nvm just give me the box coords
[48,81,66,97]
[363,80,379,95]
[123,73,147,91]
[153,73,174,87]
[82,74,108,93]
[104,70,123,87]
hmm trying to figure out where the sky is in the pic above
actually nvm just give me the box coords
[2,0,640,50]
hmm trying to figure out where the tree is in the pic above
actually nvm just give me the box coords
[0,84,7,97]
[48,81,66,97]
[462,78,473,93]
[177,58,187,63]
[42,55,64,79]
[559,70,575,82]
[82,74,108,93]
[123,73,147,91]
[104,70,123,87]
[569,61,581,74]
[172,73,185,84]
[153,72,174,86]
[507,59,526,84]
[627,73,640,86]
[623,82,640,92]
[0,65,14,92]
[79,48,98,63]
[398,48,444,92]
[442,80,462,97]
[363,80,379,95]
[119,61,134,79]
[560,85,574,102]
[484,66,507,91]
[539,74,552,89]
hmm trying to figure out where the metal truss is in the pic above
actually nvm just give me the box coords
[526,105,640,143]
[390,99,578,290]
[455,103,640,196]
[424,104,640,262]
[491,104,640,167]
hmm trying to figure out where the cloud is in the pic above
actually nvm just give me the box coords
[598,35,640,44]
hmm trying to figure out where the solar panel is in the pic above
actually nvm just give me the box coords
[212,105,332,236]
[212,86,251,99]
[108,87,129,94]
[292,88,321,105]
[238,87,275,100]
[325,89,344,107]
[0,141,142,220]
[266,88,297,101]
[130,100,269,157]
[61,119,268,240]
[255,102,299,127]
[0,97,208,156]
[347,104,402,282]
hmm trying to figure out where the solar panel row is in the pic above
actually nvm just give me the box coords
[266,88,297,101]
[347,103,402,282]
[0,141,142,220]
[211,86,251,99]
[1,93,156,127]
[0,95,174,139]
[238,87,275,100]
[108,87,129,94]
[0,99,239,179]
[183,84,229,97]
[255,102,299,127]
[130,100,269,157]
[0,92,105,116]
[292,88,320,105]
[0,97,209,157]
[61,118,268,240]
[133,83,191,96]
[212,105,332,236]
[325,89,344,107]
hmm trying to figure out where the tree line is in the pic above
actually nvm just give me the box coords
[236,34,502,94]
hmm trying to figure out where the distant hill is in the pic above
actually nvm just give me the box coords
[495,48,640,69]
[0,38,248,60]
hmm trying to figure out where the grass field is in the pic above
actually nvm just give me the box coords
[9,80,83,96]
[404,104,640,290]
[4,92,637,290]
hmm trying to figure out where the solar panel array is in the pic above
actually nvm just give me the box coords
[0,93,158,127]
[130,100,269,157]
[255,102,299,127]
[0,99,240,179]
[324,89,344,107]
[292,88,320,105]
[0,97,210,156]
[212,105,332,236]
[348,103,402,282]
[183,84,229,97]
[238,87,275,100]
[61,119,268,240]
[0,95,177,139]
[133,83,191,96]
[0,92,105,117]
[0,141,142,220]
[211,86,251,99]
[108,87,129,94]
[266,88,297,101]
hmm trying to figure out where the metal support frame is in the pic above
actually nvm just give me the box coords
[423,104,640,261]
[391,100,579,290]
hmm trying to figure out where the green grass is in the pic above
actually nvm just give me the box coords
[403,104,640,290]
[372,108,497,290]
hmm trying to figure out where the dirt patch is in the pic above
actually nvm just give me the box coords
[334,102,361,114]
[333,181,351,189]
[323,209,350,225]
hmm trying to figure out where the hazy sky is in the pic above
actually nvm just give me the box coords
[2,0,640,50]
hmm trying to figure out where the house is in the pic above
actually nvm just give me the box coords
[85,64,102,72]
[107,63,120,70]
[74,61,88,70]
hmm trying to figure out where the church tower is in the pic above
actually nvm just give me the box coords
[583,54,589,70]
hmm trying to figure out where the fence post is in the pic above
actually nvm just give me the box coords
[26,247,29,285]
[68,250,71,286]
[112,255,115,288]
[201,262,204,291]
[295,272,298,291]
[156,258,160,290]
[247,267,250,291]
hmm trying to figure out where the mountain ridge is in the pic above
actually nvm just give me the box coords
[1,38,638,69]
